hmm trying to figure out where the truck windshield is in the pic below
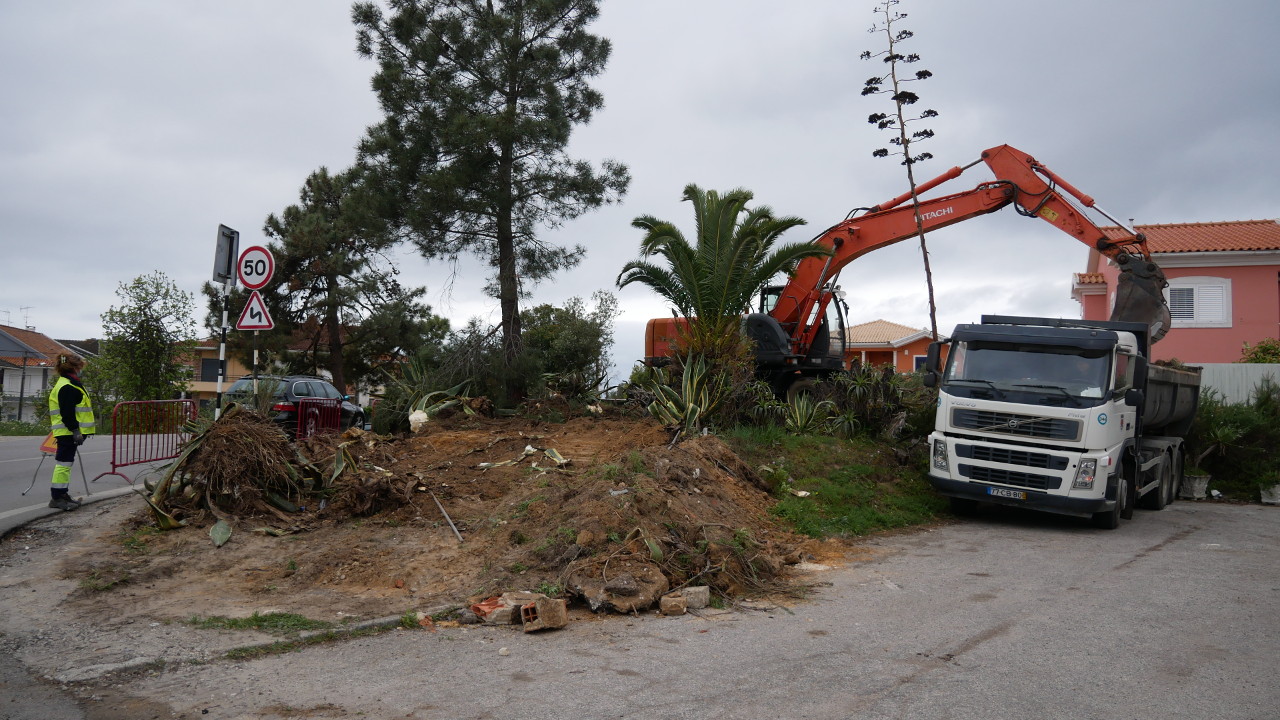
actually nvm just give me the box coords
[942,341,1111,407]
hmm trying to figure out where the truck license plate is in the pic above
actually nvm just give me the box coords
[987,487,1027,500]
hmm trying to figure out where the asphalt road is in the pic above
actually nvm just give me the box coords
[12,499,1274,719]
[0,434,167,533]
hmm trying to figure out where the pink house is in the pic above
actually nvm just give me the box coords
[1072,219,1280,363]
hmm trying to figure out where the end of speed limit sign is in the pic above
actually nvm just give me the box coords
[237,246,275,290]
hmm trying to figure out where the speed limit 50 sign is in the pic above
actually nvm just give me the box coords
[237,246,275,290]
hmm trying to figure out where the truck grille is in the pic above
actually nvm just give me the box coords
[959,464,1062,491]
[951,409,1081,441]
[956,444,1069,470]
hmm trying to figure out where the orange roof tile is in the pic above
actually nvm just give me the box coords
[0,324,73,367]
[845,319,934,346]
[1074,272,1106,285]
[1102,219,1280,253]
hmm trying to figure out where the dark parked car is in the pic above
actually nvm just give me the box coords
[225,375,365,436]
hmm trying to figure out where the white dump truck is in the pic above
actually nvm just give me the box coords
[923,315,1202,529]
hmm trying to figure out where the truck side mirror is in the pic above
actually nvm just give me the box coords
[1132,356,1148,387]
[923,341,944,388]
[1124,388,1143,407]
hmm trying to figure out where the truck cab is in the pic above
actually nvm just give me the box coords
[924,316,1198,528]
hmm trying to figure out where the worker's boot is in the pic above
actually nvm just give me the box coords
[49,494,81,511]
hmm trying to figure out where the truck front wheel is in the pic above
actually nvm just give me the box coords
[1091,472,1130,530]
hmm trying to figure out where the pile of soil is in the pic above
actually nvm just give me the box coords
[63,405,827,623]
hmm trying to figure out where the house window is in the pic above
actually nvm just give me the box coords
[200,359,221,382]
[1164,277,1231,328]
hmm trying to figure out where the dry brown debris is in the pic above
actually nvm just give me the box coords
[115,407,817,617]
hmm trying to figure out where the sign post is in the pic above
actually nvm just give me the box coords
[212,225,240,419]
[235,246,276,388]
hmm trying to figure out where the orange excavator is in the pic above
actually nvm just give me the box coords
[643,144,1172,398]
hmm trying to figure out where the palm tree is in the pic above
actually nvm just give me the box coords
[616,184,830,361]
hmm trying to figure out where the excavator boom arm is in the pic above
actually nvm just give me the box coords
[771,145,1170,356]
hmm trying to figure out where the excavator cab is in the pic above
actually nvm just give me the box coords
[747,285,850,395]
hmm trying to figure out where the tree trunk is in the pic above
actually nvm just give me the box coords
[497,29,524,398]
[324,275,346,392]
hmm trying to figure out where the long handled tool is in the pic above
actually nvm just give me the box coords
[21,455,46,496]
[430,490,464,543]
[22,436,90,498]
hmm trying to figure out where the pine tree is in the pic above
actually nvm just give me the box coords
[352,0,629,396]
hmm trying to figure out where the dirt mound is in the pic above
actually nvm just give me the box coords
[65,409,817,622]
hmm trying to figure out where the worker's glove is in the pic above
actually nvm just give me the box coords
[73,431,85,446]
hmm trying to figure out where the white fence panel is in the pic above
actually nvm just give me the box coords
[1190,364,1280,405]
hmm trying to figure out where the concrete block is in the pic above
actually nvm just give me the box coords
[659,594,687,616]
[487,606,518,625]
[683,585,710,609]
[521,597,568,632]
[501,591,545,606]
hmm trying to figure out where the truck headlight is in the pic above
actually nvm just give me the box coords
[932,439,949,472]
[1073,459,1098,489]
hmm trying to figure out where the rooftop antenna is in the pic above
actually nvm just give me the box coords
[0,310,9,326]
[20,305,34,330]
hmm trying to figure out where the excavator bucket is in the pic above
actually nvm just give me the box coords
[1109,255,1172,343]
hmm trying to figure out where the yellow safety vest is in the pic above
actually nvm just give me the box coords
[48,376,96,437]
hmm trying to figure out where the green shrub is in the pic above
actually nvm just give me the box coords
[0,419,46,436]
[1238,337,1280,363]
[1190,379,1280,499]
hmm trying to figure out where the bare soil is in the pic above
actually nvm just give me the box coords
[25,407,842,628]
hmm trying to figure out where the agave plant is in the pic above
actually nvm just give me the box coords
[784,394,835,435]
[410,380,476,416]
[643,355,729,434]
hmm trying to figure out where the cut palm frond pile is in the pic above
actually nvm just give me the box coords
[143,404,404,535]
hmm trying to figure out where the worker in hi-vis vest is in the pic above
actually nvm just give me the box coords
[47,353,95,511]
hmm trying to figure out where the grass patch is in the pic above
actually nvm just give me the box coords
[511,494,547,519]
[187,611,332,635]
[79,569,130,592]
[723,427,946,538]
[121,526,161,555]
[624,449,648,476]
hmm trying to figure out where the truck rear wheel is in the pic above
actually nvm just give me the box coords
[1138,455,1171,511]
[1169,450,1183,505]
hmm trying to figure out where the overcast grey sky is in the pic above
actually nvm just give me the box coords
[3,0,1277,383]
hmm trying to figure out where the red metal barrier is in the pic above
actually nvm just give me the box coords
[296,397,341,439]
[92,399,197,483]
